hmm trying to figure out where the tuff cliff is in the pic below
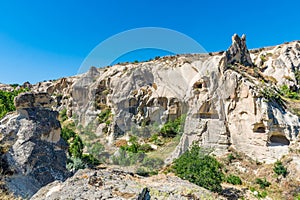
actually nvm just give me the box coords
[1,34,300,199]
[29,34,300,163]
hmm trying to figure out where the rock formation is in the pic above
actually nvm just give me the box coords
[0,92,69,198]
[1,34,300,199]
[31,167,215,200]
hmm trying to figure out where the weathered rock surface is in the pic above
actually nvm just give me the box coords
[0,92,69,198]
[31,166,216,200]
[22,35,300,164]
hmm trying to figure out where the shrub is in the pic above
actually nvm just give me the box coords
[160,115,185,137]
[260,87,285,107]
[172,145,224,193]
[62,127,100,170]
[61,128,83,158]
[273,161,288,177]
[255,178,271,189]
[0,88,29,119]
[59,108,68,122]
[98,108,112,124]
[66,157,87,172]
[279,85,300,99]
[225,174,242,185]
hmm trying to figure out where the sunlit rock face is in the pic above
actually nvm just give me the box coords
[27,35,300,164]
[0,92,69,198]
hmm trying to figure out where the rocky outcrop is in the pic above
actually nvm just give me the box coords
[31,167,216,200]
[0,92,69,198]
[220,34,253,72]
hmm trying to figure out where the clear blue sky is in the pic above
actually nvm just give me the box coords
[1,0,300,84]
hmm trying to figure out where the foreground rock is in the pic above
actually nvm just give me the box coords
[31,166,216,200]
[0,92,69,198]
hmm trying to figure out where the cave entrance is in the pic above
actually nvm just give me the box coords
[269,135,290,145]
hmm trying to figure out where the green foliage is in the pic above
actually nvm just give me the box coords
[257,190,268,198]
[279,85,300,99]
[160,115,186,137]
[172,145,224,193]
[121,136,153,153]
[225,174,242,185]
[98,108,112,124]
[0,88,29,119]
[255,178,271,189]
[66,157,87,171]
[62,127,84,158]
[260,87,285,107]
[59,108,68,122]
[273,161,288,177]
[61,127,100,170]
[149,133,164,146]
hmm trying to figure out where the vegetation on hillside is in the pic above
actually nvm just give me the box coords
[0,88,29,119]
[61,126,100,172]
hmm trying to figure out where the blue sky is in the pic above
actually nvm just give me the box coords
[0,0,300,84]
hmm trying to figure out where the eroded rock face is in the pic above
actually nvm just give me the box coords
[0,92,69,198]
[30,167,215,200]
[220,34,253,72]
[21,35,300,164]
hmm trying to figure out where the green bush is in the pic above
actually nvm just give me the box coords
[273,161,288,177]
[172,145,224,193]
[260,87,285,107]
[255,178,271,189]
[59,108,68,122]
[66,157,87,171]
[225,174,242,185]
[62,127,100,170]
[98,108,112,124]
[62,127,84,158]
[160,115,185,137]
[121,136,153,153]
[279,85,300,99]
[0,88,29,119]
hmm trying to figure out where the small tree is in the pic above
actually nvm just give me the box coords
[172,145,224,193]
